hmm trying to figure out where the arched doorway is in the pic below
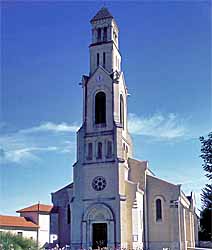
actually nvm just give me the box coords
[82,203,115,249]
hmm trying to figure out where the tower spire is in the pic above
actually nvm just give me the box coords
[90,7,113,23]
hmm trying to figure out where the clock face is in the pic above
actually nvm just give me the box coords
[96,75,103,82]
[92,176,107,191]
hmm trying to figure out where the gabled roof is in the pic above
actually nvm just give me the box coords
[16,203,53,213]
[53,182,74,194]
[0,215,39,228]
[91,7,113,22]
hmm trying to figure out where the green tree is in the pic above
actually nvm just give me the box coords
[199,132,212,241]
[0,232,37,250]
[200,132,212,208]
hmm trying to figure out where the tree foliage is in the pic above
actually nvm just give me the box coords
[200,132,212,209]
[199,132,212,241]
[0,232,37,250]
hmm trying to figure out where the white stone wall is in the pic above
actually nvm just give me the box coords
[146,175,181,250]
[38,213,50,247]
[0,227,37,241]
[20,211,50,247]
[132,191,144,249]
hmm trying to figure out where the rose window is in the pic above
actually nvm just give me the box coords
[92,176,107,191]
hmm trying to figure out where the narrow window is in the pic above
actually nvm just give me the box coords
[97,142,102,159]
[120,95,124,128]
[17,232,23,237]
[103,52,106,68]
[67,204,71,224]
[125,146,128,159]
[107,141,112,158]
[97,53,99,67]
[156,199,162,221]
[95,92,106,124]
[87,143,93,160]
[113,31,117,43]
[97,28,101,41]
[140,210,143,229]
[103,27,107,41]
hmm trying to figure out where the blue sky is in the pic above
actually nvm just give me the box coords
[1,1,211,215]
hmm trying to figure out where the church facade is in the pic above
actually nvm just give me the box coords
[50,8,199,250]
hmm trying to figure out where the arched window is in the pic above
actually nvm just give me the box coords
[103,27,107,41]
[107,141,112,158]
[87,142,93,160]
[156,199,162,221]
[97,53,99,67]
[125,145,128,159]
[95,92,106,124]
[103,52,106,68]
[97,28,101,41]
[120,95,124,128]
[97,142,102,159]
[67,204,71,224]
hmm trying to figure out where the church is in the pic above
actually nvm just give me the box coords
[50,7,199,250]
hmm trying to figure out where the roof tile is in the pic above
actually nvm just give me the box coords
[16,204,52,213]
[0,215,38,228]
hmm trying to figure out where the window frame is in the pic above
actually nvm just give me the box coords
[106,140,113,159]
[97,28,101,42]
[103,27,107,41]
[96,142,103,160]
[154,197,164,223]
[87,142,93,160]
[17,232,23,237]
[120,94,125,129]
[95,91,106,125]
[103,52,106,68]
[97,53,100,67]
[67,204,71,224]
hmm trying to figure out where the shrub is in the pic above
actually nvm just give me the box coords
[0,231,37,250]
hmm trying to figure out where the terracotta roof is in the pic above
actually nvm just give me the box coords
[16,204,53,213]
[0,215,38,228]
[91,7,113,22]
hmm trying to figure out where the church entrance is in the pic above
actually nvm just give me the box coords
[92,223,107,249]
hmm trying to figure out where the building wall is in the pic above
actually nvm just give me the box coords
[0,227,37,241]
[38,213,50,247]
[19,211,50,247]
[51,187,71,247]
[20,212,38,224]
[146,175,181,250]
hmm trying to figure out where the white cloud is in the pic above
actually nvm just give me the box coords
[0,122,78,164]
[0,114,188,164]
[128,113,187,139]
[19,122,80,134]
[3,146,59,163]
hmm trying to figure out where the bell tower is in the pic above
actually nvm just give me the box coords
[89,7,121,74]
[71,7,133,249]
[77,7,132,165]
